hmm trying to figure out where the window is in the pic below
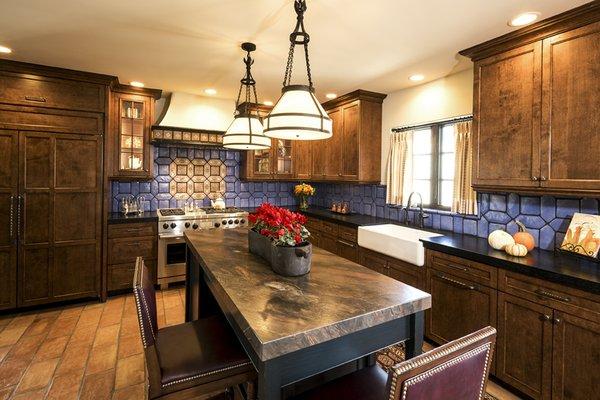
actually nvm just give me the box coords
[410,122,456,210]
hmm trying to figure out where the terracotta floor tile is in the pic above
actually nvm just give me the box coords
[111,383,145,400]
[79,370,115,400]
[54,343,90,377]
[76,308,103,329]
[119,318,139,338]
[114,353,145,389]
[33,336,68,361]
[46,371,82,400]
[22,318,52,338]
[99,307,124,328]
[0,358,29,389]
[6,315,36,329]
[0,346,10,363]
[0,326,30,347]
[0,387,14,400]
[117,334,143,360]
[46,316,78,339]
[16,358,58,393]
[68,326,96,347]
[86,344,117,375]
[58,306,83,320]
[6,335,44,363]
[11,389,46,400]
[93,324,120,348]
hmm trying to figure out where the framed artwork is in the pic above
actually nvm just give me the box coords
[559,213,600,259]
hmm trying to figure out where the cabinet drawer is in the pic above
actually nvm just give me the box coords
[321,221,339,236]
[108,222,157,239]
[359,247,387,274]
[108,259,156,291]
[498,270,600,322]
[428,250,497,288]
[305,218,323,233]
[108,237,157,265]
[336,238,358,263]
[388,258,422,290]
[338,225,357,243]
[0,72,105,112]
[320,234,338,254]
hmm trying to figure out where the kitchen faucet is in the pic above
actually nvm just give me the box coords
[401,192,429,228]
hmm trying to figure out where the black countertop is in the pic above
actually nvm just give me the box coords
[107,211,158,224]
[420,233,600,294]
[297,207,394,227]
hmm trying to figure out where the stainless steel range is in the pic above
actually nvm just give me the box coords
[157,207,248,288]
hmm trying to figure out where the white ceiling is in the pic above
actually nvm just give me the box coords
[0,0,586,102]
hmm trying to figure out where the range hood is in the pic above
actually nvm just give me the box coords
[152,92,236,146]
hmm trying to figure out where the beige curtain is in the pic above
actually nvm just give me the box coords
[385,130,413,206]
[452,120,478,214]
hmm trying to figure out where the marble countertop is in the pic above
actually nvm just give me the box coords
[185,228,431,361]
[421,233,600,294]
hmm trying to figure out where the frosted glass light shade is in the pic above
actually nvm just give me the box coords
[223,115,271,150]
[264,86,332,140]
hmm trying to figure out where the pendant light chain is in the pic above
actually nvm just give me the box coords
[235,45,259,117]
[282,0,313,89]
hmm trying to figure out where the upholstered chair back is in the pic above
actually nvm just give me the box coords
[133,257,158,348]
[388,326,496,400]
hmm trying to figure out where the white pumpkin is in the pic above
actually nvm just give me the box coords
[505,243,528,257]
[488,230,515,250]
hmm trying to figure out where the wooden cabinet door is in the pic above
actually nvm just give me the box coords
[319,234,338,254]
[359,247,387,275]
[341,102,359,180]
[551,312,600,400]
[323,107,343,180]
[426,269,497,345]
[293,140,312,180]
[387,259,420,289]
[540,21,600,192]
[473,42,542,189]
[0,130,18,310]
[273,139,294,179]
[336,238,358,263]
[19,132,101,306]
[496,293,553,400]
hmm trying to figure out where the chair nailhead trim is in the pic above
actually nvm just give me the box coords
[161,361,253,388]
[133,263,156,348]
[399,344,491,400]
[388,327,495,400]
[133,288,150,348]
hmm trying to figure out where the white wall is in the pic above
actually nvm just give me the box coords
[380,69,474,183]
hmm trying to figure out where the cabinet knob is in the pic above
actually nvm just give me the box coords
[532,176,539,181]
[540,176,547,181]
[541,314,551,321]
[552,317,561,325]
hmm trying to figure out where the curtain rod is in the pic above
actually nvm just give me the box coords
[391,114,473,132]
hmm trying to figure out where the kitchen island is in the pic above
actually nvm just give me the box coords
[184,228,431,400]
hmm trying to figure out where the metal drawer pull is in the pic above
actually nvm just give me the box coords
[540,314,551,322]
[534,289,571,303]
[25,96,47,103]
[437,274,476,290]
[337,239,356,248]
[445,263,468,272]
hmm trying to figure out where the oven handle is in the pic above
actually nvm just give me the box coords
[158,234,186,240]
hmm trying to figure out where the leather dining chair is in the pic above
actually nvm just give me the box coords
[133,257,257,399]
[291,326,496,400]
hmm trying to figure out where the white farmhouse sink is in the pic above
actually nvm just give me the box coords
[358,224,442,266]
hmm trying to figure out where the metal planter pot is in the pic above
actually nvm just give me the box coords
[248,230,312,277]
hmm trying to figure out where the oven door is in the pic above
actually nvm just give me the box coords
[158,234,187,286]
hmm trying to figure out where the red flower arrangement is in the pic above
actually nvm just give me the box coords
[248,203,310,246]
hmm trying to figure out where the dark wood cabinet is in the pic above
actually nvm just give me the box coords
[292,140,312,180]
[358,247,387,275]
[241,138,295,180]
[540,21,600,192]
[109,85,161,181]
[107,221,157,292]
[319,106,343,180]
[358,247,424,290]
[426,267,497,347]
[0,130,18,310]
[496,292,553,400]
[461,5,600,195]
[551,311,600,400]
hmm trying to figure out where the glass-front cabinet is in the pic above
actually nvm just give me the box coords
[110,85,161,180]
[243,138,294,180]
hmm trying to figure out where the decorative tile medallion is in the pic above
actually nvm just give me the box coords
[168,157,226,200]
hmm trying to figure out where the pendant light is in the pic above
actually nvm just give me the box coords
[223,42,271,150]
[263,0,332,140]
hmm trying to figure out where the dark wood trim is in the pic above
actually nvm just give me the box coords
[459,1,600,60]
[110,83,162,100]
[321,89,387,109]
[0,59,117,85]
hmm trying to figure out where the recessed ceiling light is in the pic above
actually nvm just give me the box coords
[129,81,144,88]
[204,88,217,95]
[508,12,540,27]
[263,101,274,106]
[409,74,424,82]
[0,45,12,54]
[325,93,337,99]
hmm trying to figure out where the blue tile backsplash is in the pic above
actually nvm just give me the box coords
[111,145,599,252]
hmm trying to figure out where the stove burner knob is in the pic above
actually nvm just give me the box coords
[222,220,227,225]
[234,219,239,224]
[228,219,234,225]
[162,223,169,229]
[192,224,199,229]
[240,219,246,224]
[214,222,220,228]
[185,222,190,228]
[170,223,177,229]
